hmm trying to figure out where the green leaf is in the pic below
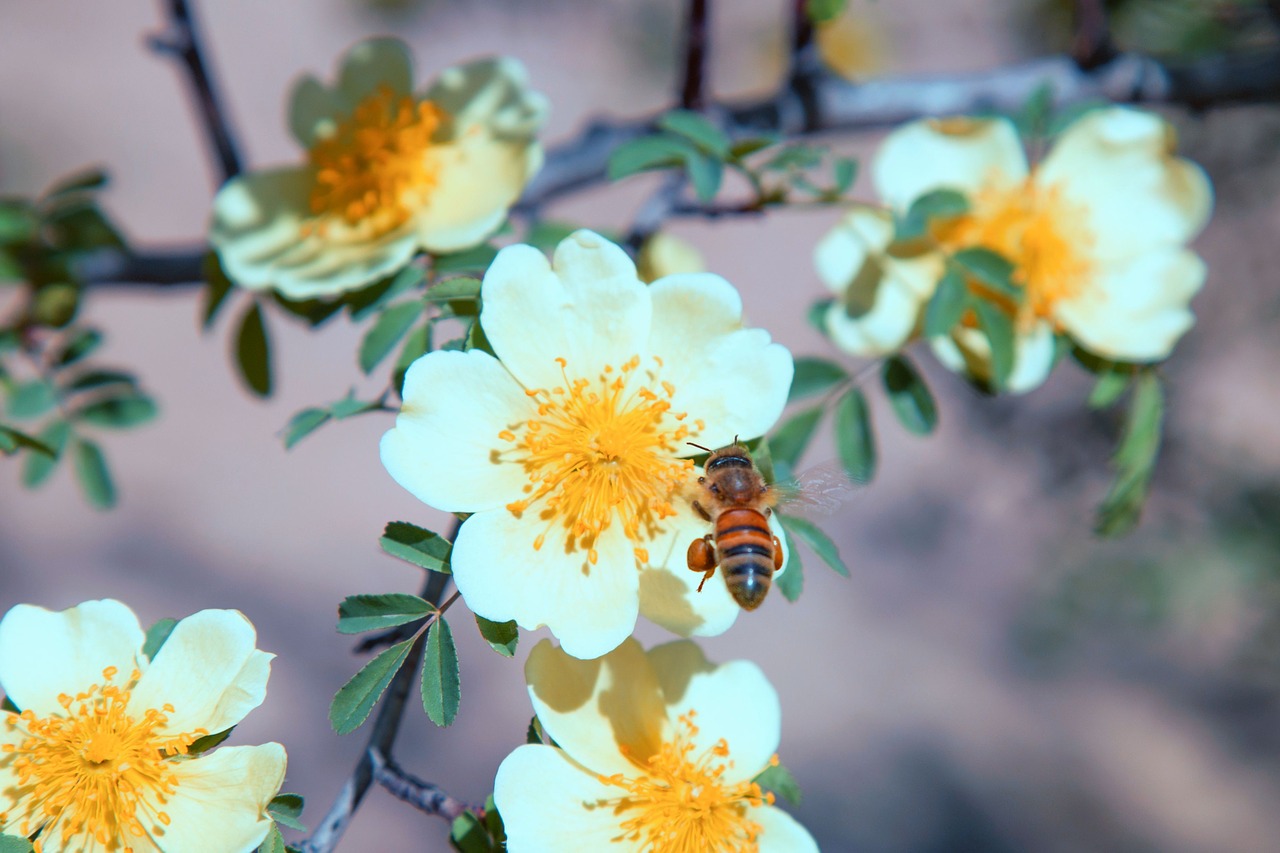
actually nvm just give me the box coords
[1095,370,1163,537]
[54,329,103,366]
[788,357,848,403]
[347,265,425,321]
[1016,82,1055,140]
[65,369,134,392]
[235,302,272,397]
[76,393,158,429]
[329,395,376,419]
[21,420,70,487]
[272,292,345,327]
[257,824,286,853]
[952,247,1020,301]
[0,424,55,458]
[0,201,39,244]
[807,298,835,335]
[143,617,177,660]
[1088,368,1130,410]
[7,380,57,420]
[973,301,1015,390]
[426,276,482,304]
[754,761,802,806]
[329,638,415,734]
[282,407,330,450]
[882,356,937,436]
[728,135,779,160]
[267,793,307,832]
[658,110,730,158]
[201,252,236,330]
[779,514,849,578]
[684,150,723,203]
[524,221,580,252]
[483,794,505,845]
[433,244,498,275]
[475,615,518,657]
[188,726,234,755]
[769,406,823,469]
[393,323,431,397]
[832,157,858,194]
[762,144,824,172]
[607,135,695,181]
[896,189,969,241]
[834,387,875,483]
[923,269,968,338]
[359,301,422,374]
[0,834,35,853]
[775,525,804,602]
[380,522,453,573]
[337,593,434,634]
[806,0,847,23]
[72,437,115,509]
[450,811,497,853]
[421,617,460,727]
[527,716,545,745]
[47,168,108,198]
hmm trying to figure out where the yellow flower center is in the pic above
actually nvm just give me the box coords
[1,667,208,850]
[596,712,775,853]
[497,355,703,564]
[935,176,1095,328]
[307,84,446,236]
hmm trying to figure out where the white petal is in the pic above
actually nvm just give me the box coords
[1038,107,1212,263]
[130,610,270,736]
[495,744,641,853]
[336,38,414,105]
[422,58,548,143]
[756,805,821,853]
[287,76,348,149]
[480,232,652,393]
[525,638,665,777]
[381,349,538,513]
[661,658,781,785]
[873,117,1028,211]
[824,276,923,357]
[1057,248,1206,361]
[143,744,286,853]
[451,511,640,660]
[646,273,793,449]
[813,207,893,294]
[0,600,144,718]
[415,134,539,254]
[937,320,1057,394]
[0,713,42,837]
[637,508,743,639]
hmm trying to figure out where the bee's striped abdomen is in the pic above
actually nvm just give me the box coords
[715,507,776,611]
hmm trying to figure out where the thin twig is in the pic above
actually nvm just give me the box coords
[1071,0,1115,70]
[148,0,243,184]
[369,749,471,822]
[679,0,711,110]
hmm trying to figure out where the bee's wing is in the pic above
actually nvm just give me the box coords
[769,461,861,519]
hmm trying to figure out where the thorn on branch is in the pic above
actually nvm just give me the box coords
[369,749,470,822]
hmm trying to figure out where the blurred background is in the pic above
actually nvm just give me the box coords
[4,0,1280,850]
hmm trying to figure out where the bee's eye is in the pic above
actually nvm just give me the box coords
[698,476,705,483]
[710,484,720,493]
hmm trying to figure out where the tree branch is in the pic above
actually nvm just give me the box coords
[679,0,710,110]
[149,0,243,184]
[1071,0,1115,70]
[299,570,451,853]
[370,749,470,822]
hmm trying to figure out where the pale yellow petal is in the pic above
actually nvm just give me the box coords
[287,76,347,149]
[935,320,1056,394]
[129,610,269,736]
[813,207,893,295]
[756,804,820,853]
[637,507,743,639]
[525,638,665,776]
[0,600,144,718]
[873,117,1027,211]
[414,133,537,254]
[637,232,704,282]
[337,37,414,105]
[661,659,780,785]
[422,57,548,143]
[381,349,539,513]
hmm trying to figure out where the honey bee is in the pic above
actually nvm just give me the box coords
[685,441,784,611]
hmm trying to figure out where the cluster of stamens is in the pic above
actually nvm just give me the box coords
[594,711,774,852]
[307,84,445,236]
[497,355,703,565]
[0,667,207,851]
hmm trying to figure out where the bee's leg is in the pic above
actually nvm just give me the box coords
[686,535,717,593]
[772,536,784,570]
[692,500,712,522]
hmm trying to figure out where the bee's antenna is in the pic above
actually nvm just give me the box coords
[686,442,713,453]
[733,434,740,446]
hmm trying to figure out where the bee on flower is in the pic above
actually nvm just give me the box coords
[0,599,286,852]
[210,37,547,300]
[817,107,1212,392]
[380,230,794,659]
[494,638,818,853]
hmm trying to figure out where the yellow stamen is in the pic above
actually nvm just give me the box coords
[934,176,1094,330]
[306,84,446,237]
[1,667,208,847]
[594,711,770,852]
[497,356,698,555]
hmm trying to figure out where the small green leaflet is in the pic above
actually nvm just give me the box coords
[7,380,56,420]
[329,638,415,735]
[657,110,730,158]
[775,525,804,602]
[235,301,272,397]
[897,189,969,241]
[201,252,235,330]
[788,357,848,403]
[21,420,70,488]
[806,0,847,24]
[475,615,518,657]
[754,761,802,806]
[267,793,307,832]
[951,247,1020,302]
[769,406,823,470]
[187,726,234,755]
[76,393,158,429]
[379,521,453,573]
[779,514,849,578]
[451,811,500,853]
[143,617,177,660]
[973,300,1015,390]
[72,437,115,509]
[337,594,435,634]
[0,835,35,853]
[1095,370,1163,537]
[923,269,968,338]
[881,356,937,436]
[359,301,422,374]
[421,617,460,727]
[834,387,875,483]
[607,135,696,181]
[257,824,286,853]
[54,328,103,366]
[1088,368,1130,410]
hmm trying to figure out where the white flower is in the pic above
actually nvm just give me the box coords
[210,38,547,300]
[815,206,943,357]
[0,600,286,852]
[380,230,793,659]
[873,108,1212,391]
[495,638,818,853]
